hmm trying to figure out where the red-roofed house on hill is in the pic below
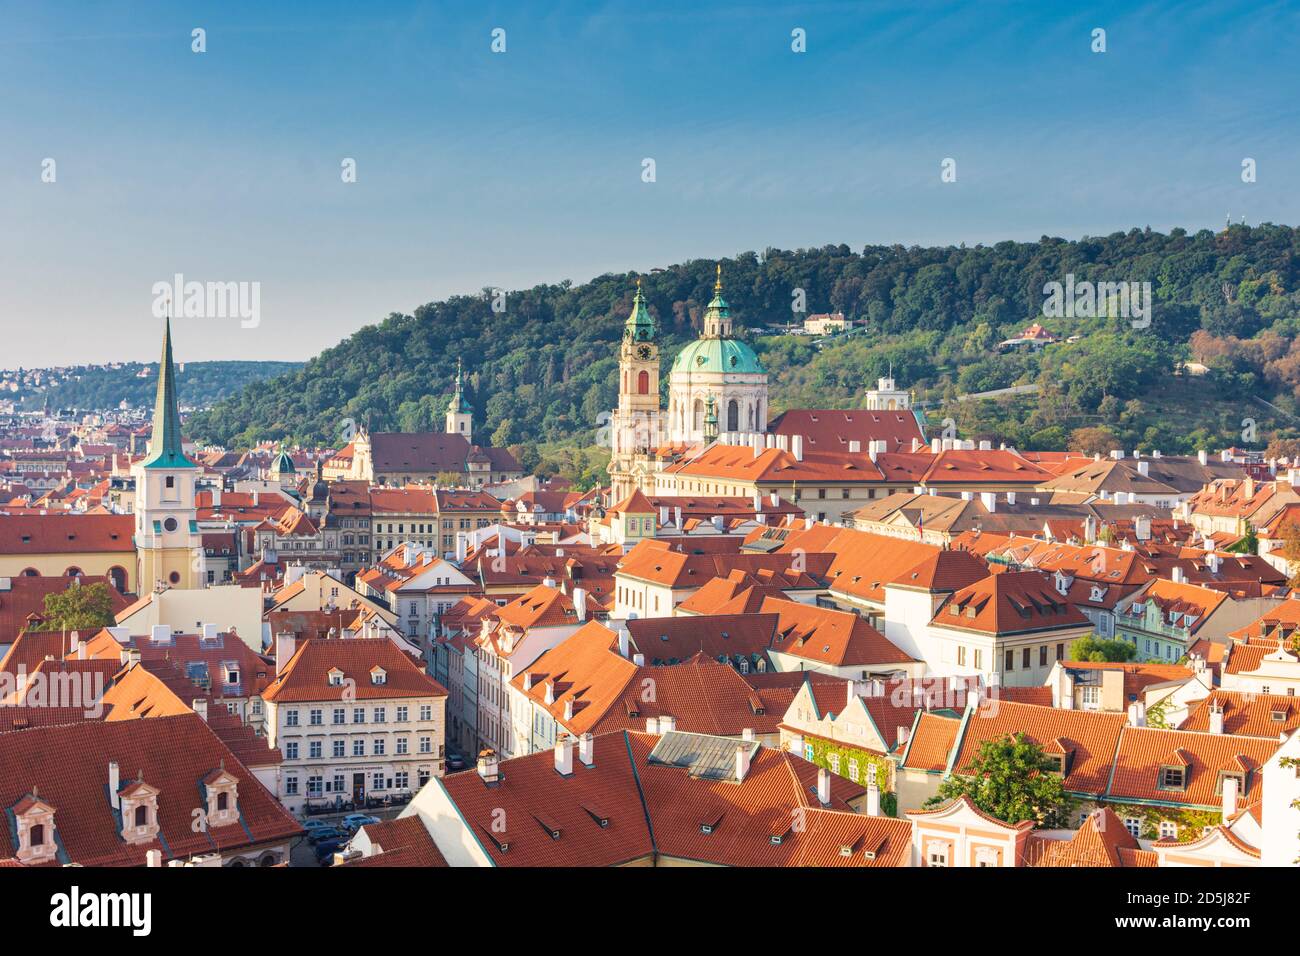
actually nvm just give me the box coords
[261,637,448,815]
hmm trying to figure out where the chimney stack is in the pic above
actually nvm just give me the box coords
[275,631,296,674]
[1127,699,1146,727]
[742,727,755,742]
[108,761,121,808]
[578,732,595,767]
[792,435,804,462]
[735,744,752,782]
[554,734,575,776]
[816,767,832,806]
[1221,773,1238,821]
[645,716,660,734]
[477,749,500,785]
[659,715,676,734]
[193,698,209,722]
[866,773,880,816]
[1208,700,1225,735]
[573,588,588,622]
[146,849,162,868]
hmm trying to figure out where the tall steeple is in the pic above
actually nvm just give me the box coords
[446,358,473,440]
[140,317,194,469]
[624,278,655,342]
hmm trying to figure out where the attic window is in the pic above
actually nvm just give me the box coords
[699,812,724,835]
[1271,710,1288,723]
[371,667,387,685]
[1158,765,1187,792]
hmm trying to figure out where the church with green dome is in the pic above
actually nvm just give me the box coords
[665,264,769,443]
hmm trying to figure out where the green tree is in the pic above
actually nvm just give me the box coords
[34,581,116,632]
[1068,634,1137,663]
[925,732,1069,827]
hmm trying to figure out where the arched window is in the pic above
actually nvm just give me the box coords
[692,399,704,433]
[21,568,39,577]
[108,566,128,592]
[637,370,650,395]
[727,400,739,432]
[65,567,82,578]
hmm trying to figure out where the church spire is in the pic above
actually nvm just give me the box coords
[624,277,656,342]
[140,316,195,469]
[452,358,472,413]
[702,264,732,338]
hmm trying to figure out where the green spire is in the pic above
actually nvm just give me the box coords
[452,358,472,413]
[272,444,296,476]
[140,317,195,470]
[624,277,656,342]
[702,263,732,338]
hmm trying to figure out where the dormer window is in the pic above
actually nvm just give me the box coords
[370,667,387,686]
[13,793,58,864]
[119,779,161,845]
[327,668,345,687]
[203,768,240,828]
[1158,765,1187,791]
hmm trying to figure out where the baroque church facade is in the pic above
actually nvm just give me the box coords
[608,266,769,500]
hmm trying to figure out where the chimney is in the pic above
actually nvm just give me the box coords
[816,767,831,806]
[674,506,682,528]
[1127,699,1146,727]
[735,744,752,782]
[108,761,121,808]
[632,653,645,666]
[573,588,588,622]
[150,624,170,644]
[1135,515,1151,541]
[1137,460,1149,477]
[1221,773,1238,821]
[477,749,500,785]
[202,622,219,639]
[146,849,162,868]
[866,774,881,816]
[617,627,630,658]
[788,732,804,756]
[522,672,533,692]
[1198,449,1208,466]
[76,639,86,660]
[1171,566,1186,584]
[742,727,755,742]
[980,491,996,513]
[193,698,209,722]
[578,732,595,767]
[543,575,557,589]
[1207,552,1222,574]
[769,491,779,507]
[645,716,660,734]
[275,632,296,674]
[791,435,804,462]
[1208,701,1225,735]
[554,734,575,776]
[848,440,861,454]
[659,715,677,734]
[563,698,575,722]
[1110,449,1124,460]
[1006,491,1016,506]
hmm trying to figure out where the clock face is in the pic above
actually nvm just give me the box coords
[637,344,653,359]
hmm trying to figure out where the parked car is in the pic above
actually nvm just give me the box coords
[446,752,466,772]
[307,826,344,845]
[302,819,333,832]
[314,840,343,865]
[341,813,380,833]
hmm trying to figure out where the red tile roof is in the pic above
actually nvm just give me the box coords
[0,713,301,865]
[262,638,447,703]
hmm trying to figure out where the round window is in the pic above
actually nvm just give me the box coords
[169,572,181,584]
[163,517,178,532]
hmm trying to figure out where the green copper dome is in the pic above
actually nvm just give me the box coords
[272,447,296,475]
[670,337,765,375]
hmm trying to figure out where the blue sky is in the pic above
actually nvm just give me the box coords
[1,0,1297,365]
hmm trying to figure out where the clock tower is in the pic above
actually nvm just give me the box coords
[133,317,204,592]
[608,280,663,500]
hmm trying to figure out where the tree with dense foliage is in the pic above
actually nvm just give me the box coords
[925,732,1069,827]
[1068,634,1138,663]
[183,225,1300,479]
[32,581,117,632]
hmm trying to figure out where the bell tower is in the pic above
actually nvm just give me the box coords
[445,359,473,441]
[608,280,662,499]
[133,317,204,591]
